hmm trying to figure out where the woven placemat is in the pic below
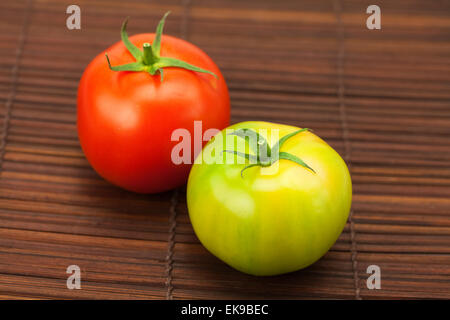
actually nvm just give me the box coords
[0,0,448,299]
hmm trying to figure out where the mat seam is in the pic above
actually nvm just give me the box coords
[0,0,33,175]
[165,0,191,300]
[165,188,179,300]
[333,0,362,300]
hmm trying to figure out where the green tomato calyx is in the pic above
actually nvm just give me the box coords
[223,128,316,177]
[105,12,217,82]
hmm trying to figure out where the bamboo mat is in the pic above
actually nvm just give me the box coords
[0,0,449,299]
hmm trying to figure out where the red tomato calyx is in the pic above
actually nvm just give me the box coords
[223,128,316,177]
[105,12,217,82]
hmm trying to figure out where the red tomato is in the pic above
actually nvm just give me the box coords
[77,13,230,193]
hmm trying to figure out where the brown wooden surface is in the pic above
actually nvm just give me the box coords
[0,0,449,299]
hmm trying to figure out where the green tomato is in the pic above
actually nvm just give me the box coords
[186,121,352,276]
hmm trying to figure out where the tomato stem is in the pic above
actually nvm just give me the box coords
[105,12,217,81]
[223,128,316,177]
[142,43,155,65]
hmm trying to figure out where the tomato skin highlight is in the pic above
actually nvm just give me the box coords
[77,33,230,193]
[187,121,352,276]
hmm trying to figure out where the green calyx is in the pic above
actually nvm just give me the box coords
[223,128,316,177]
[105,11,217,81]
